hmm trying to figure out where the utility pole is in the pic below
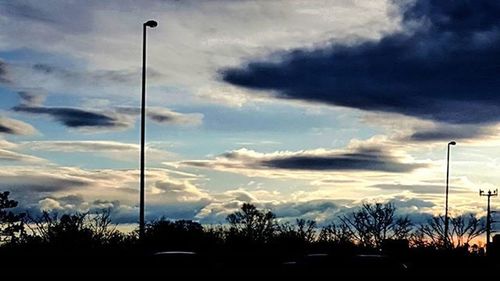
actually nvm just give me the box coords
[479,189,498,249]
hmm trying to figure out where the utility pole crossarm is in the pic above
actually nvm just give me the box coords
[479,189,498,249]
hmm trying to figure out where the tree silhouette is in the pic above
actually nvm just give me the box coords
[277,219,317,244]
[451,214,485,248]
[318,221,354,245]
[25,210,122,249]
[338,203,412,248]
[417,214,485,249]
[419,215,447,247]
[226,203,276,243]
[0,191,25,244]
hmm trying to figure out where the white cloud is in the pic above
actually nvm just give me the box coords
[154,178,210,202]
[38,197,62,211]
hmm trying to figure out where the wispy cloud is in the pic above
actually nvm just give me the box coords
[117,107,203,126]
[24,140,140,152]
[13,105,131,129]
[180,141,427,177]
[12,91,203,132]
[29,63,163,87]
[0,116,37,135]
[17,90,46,107]
[22,140,173,163]
[0,149,47,163]
[405,124,498,142]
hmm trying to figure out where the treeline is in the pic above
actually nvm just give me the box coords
[0,191,486,255]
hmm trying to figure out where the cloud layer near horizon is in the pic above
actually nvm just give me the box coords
[3,164,442,225]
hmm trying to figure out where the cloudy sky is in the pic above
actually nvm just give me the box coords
[0,0,499,227]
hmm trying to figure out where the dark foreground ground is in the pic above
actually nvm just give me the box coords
[1,249,499,277]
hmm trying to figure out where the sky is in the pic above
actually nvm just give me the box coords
[0,0,499,228]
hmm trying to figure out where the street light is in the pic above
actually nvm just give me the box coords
[140,19,157,240]
[444,141,456,247]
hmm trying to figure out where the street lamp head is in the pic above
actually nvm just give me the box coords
[145,20,158,28]
[449,141,456,146]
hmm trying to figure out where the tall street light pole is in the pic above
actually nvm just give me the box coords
[140,19,158,240]
[444,140,456,247]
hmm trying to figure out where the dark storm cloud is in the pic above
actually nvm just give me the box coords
[222,0,500,125]
[261,148,425,173]
[13,105,126,128]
